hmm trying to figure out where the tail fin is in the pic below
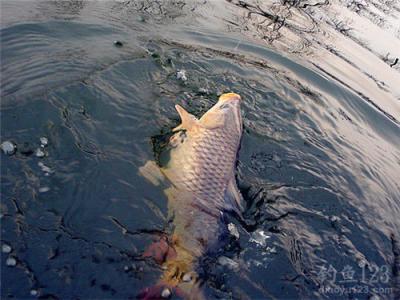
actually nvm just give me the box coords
[140,237,206,299]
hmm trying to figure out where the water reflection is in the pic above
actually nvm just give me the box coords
[225,0,400,120]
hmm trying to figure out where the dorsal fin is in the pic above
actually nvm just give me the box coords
[173,105,198,132]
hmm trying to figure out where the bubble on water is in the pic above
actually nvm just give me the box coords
[198,87,209,95]
[35,148,45,158]
[30,289,38,296]
[1,141,16,155]
[6,256,17,267]
[40,137,48,147]
[247,259,263,267]
[176,70,187,81]
[249,229,271,247]
[39,187,50,193]
[2,244,12,253]
[182,273,192,282]
[38,162,52,173]
[123,265,131,272]
[330,216,339,222]
[161,287,171,298]
[228,223,239,239]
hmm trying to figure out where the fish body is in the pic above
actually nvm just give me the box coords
[139,93,243,299]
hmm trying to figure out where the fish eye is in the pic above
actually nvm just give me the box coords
[219,103,230,110]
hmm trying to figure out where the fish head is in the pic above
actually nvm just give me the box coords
[199,92,242,135]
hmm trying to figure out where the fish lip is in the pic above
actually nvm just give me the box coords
[218,92,241,102]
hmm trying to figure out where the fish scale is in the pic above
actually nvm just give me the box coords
[185,129,236,196]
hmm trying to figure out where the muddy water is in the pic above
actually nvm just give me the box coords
[1,0,400,299]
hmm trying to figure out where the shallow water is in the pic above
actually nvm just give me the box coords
[1,0,400,299]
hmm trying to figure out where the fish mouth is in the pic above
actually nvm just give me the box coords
[218,92,241,102]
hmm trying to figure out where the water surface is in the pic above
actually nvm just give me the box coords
[1,1,400,299]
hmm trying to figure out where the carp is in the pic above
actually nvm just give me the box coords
[138,92,243,299]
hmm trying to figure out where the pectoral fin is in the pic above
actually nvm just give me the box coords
[138,160,165,186]
[224,176,244,214]
[173,105,198,132]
